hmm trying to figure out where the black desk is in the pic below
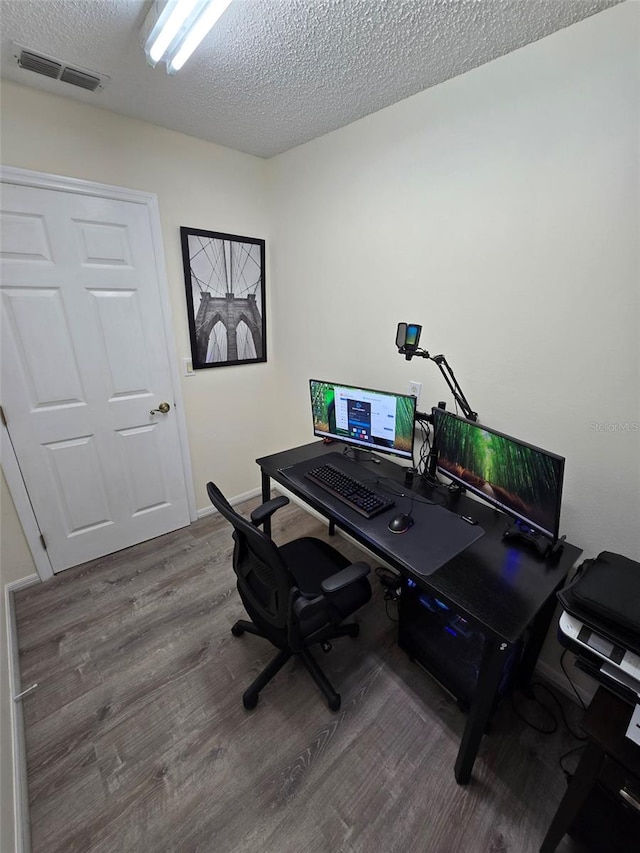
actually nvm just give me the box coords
[257,441,583,784]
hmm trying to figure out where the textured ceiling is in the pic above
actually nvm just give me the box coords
[0,0,623,158]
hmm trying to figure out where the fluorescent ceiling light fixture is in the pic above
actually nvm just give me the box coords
[142,0,233,73]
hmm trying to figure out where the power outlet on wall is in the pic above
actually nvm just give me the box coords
[408,380,422,405]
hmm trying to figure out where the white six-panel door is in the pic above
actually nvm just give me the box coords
[1,178,192,572]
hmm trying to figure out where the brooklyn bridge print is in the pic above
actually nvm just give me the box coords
[180,227,266,369]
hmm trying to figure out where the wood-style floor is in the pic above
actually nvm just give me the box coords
[13,498,588,853]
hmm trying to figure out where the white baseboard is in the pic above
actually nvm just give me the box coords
[6,575,40,594]
[196,486,262,520]
[5,574,39,853]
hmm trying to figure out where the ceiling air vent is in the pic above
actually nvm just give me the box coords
[59,67,101,92]
[18,50,62,79]
[13,45,108,92]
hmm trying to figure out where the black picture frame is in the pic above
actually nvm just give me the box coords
[180,227,266,369]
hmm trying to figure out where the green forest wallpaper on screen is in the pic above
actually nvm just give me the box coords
[436,414,563,534]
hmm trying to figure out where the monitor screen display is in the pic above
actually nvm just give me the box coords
[432,409,564,540]
[309,379,416,460]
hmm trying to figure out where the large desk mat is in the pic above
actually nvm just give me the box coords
[277,452,484,578]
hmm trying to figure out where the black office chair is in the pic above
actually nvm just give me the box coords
[207,481,372,711]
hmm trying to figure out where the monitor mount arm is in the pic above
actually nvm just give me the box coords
[395,323,478,422]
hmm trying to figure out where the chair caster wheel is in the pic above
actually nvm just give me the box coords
[231,624,244,637]
[243,693,258,710]
[328,695,341,712]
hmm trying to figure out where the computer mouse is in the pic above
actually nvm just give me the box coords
[388,513,414,534]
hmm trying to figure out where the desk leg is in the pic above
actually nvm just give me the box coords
[539,740,604,852]
[518,590,558,690]
[454,638,508,785]
[261,471,272,537]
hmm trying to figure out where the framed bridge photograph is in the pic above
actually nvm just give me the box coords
[180,227,266,369]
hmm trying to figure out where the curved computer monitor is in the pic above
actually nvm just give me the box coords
[309,379,416,461]
[432,408,564,541]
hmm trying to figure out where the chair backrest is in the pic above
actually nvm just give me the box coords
[206,482,294,630]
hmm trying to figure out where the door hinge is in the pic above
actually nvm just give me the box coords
[40,534,47,550]
[0,405,6,427]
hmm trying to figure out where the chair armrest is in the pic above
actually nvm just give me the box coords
[321,562,371,595]
[250,495,290,527]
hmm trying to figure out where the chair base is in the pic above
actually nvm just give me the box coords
[231,618,359,712]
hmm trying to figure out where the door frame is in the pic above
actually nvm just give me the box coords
[1,165,197,581]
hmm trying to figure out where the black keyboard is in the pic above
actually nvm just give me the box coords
[305,463,395,519]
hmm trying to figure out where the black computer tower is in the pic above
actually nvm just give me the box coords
[397,576,521,707]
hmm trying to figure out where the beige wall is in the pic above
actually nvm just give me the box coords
[268,1,639,564]
[1,476,37,584]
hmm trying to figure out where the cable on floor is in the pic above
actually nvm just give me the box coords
[559,744,587,780]
[511,683,560,734]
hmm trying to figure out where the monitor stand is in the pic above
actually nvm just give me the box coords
[342,445,378,463]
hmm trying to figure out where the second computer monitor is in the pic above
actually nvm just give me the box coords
[432,408,565,541]
[310,379,416,461]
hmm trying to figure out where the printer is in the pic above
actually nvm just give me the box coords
[557,551,640,706]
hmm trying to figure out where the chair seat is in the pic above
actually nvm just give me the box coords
[281,536,372,637]
[281,536,350,590]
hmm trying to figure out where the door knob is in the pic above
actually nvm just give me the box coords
[150,402,171,415]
